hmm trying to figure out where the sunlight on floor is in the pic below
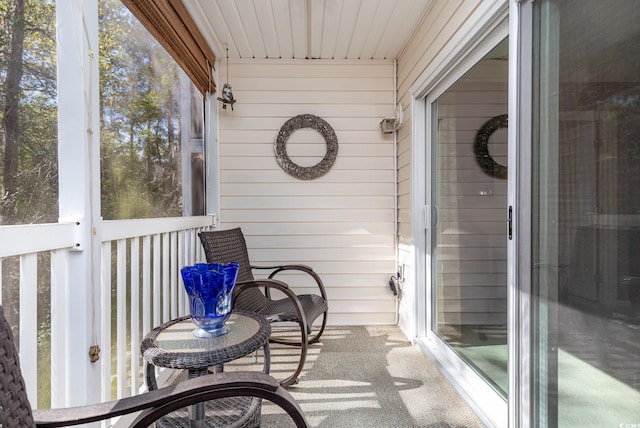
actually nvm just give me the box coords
[258,325,483,427]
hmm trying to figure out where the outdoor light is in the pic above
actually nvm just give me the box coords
[380,104,403,134]
[380,117,398,134]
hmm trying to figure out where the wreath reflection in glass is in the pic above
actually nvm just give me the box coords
[474,114,507,179]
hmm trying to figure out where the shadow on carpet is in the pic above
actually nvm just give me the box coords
[256,325,483,427]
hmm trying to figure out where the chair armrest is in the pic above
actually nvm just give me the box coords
[251,264,327,302]
[252,264,313,271]
[34,372,308,428]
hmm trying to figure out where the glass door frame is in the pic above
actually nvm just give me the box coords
[412,14,511,428]
[518,0,640,426]
[411,2,544,427]
[509,1,533,427]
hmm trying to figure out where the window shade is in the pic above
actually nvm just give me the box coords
[121,0,216,95]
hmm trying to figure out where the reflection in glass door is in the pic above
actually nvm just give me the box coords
[431,39,509,396]
[532,0,640,425]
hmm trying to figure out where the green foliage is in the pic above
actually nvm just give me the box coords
[0,0,57,224]
[0,0,188,408]
[0,0,184,225]
[99,0,182,220]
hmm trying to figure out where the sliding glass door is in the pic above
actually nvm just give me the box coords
[532,1,640,425]
[427,37,509,411]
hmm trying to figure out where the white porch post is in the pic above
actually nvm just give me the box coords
[205,91,219,218]
[56,0,102,407]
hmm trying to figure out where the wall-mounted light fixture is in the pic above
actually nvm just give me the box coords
[380,104,403,134]
[217,45,236,111]
[380,118,398,134]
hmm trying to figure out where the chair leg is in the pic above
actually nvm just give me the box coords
[270,320,308,388]
[308,311,328,345]
[270,312,327,346]
[271,310,328,347]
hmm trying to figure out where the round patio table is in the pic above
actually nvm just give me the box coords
[141,310,271,428]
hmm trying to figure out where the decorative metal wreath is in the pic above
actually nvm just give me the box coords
[274,114,338,180]
[473,114,508,179]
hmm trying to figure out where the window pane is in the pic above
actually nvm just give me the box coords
[533,1,640,425]
[0,0,57,408]
[432,38,509,396]
[99,0,204,220]
[0,0,58,225]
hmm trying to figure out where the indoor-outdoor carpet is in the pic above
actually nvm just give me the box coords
[227,325,484,428]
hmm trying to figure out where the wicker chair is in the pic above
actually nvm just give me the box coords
[198,228,328,387]
[0,305,308,428]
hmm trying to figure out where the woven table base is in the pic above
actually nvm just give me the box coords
[155,395,261,428]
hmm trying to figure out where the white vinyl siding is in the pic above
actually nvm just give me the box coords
[217,59,397,325]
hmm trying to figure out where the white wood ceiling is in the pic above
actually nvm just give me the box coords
[183,0,434,60]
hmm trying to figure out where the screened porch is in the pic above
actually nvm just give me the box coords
[0,0,457,426]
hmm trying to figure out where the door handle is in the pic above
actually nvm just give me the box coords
[508,205,513,240]
[432,205,439,229]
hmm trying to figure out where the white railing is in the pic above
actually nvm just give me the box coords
[100,216,213,401]
[0,215,214,410]
[0,222,80,406]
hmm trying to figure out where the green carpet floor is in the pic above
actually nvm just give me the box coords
[454,343,640,426]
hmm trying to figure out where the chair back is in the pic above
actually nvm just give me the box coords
[0,306,35,428]
[198,228,255,283]
[199,228,275,315]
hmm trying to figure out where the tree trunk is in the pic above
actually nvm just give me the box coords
[2,0,26,224]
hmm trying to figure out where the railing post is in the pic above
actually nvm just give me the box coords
[205,92,220,218]
[56,0,102,408]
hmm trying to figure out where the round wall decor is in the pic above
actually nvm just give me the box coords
[474,114,508,179]
[274,114,338,180]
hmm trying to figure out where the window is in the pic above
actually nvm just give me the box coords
[99,0,204,220]
[0,0,58,225]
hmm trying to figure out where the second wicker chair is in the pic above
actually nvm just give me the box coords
[0,305,309,428]
[198,228,328,387]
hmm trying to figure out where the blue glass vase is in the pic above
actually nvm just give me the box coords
[180,262,240,338]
